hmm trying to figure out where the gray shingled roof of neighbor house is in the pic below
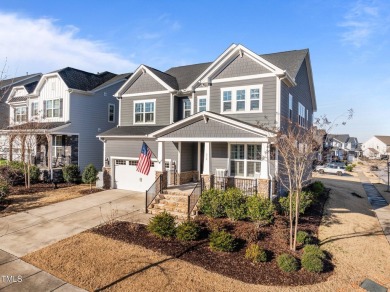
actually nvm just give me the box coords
[7,80,40,103]
[93,73,132,91]
[327,134,350,143]
[0,73,41,102]
[375,136,390,145]
[50,67,117,91]
[98,125,167,137]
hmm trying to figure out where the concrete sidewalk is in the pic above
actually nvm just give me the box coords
[0,189,153,291]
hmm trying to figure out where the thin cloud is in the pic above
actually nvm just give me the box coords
[0,12,136,75]
[339,0,389,47]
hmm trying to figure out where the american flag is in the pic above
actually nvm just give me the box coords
[136,142,152,175]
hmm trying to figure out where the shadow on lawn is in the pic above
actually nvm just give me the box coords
[94,241,206,292]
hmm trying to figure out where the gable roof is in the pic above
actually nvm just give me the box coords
[375,136,390,145]
[0,73,41,102]
[52,67,116,91]
[260,49,308,79]
[98,125,167,138]
[144,66,178,90]
[165,62,212,90]
[92,73,132,92]
[327,134,350,143]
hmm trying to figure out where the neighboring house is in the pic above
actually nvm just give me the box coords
[362,136,390,159]
[98,44,317,199]
[324,134,359,162]
[0,73,42,129]
[2,67,130,171]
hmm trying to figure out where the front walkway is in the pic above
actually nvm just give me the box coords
[0,189,152,291]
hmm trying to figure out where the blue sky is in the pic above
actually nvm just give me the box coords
[1,0,389,142]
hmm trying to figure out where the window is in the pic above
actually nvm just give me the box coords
[221,85,262,113]
[115,160,126,165]
[298,102,305,127]
[14,106,27,123]
[236,90,245,111]
[108,104,115,123]
[53,135,64,158]
[198,96,207,112]
[230,144,262,177]
[289,94,293,120]
[31,102,38,117]
[183,99,191,118]
[45,99,62,118]
[223,91,232,112]
[134,100,155,124]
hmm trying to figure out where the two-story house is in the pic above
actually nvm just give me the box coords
[324,134,359,162]
[362,136,390,159]
[3,67,130,171]
[98,44,317,199]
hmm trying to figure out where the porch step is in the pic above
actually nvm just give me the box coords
[149,209,196,220]
[151,203,188,214]
[158,193,189,203]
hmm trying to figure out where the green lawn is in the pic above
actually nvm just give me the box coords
[0,159,8,166]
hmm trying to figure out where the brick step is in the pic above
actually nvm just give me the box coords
[149,209,196,220]
[151,203,188,213]
[156,199,187,207]
[158,194,188,203]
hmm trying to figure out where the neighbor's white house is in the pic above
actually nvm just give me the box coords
[362,136,390,159]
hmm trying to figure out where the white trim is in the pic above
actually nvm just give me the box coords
[170,93,174,124]
[194,87,207,92]
[220,84,263,114]
[115,65,174,97]
[275,77,281,128]
[108,103,115,123]
[157,137,269,142]
[133,99,156,125]
[228,142,265,179]
[150,111,274,138]
[191,92,195,115]
[122,90,169,98]
[213,73,276,84]
[33,73,64,95]
[197,95,208,113]
[178,142,182,173]
[118,99,122,126]
[96,135,153,139]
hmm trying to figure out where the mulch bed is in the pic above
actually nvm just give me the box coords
[92,191,333,286]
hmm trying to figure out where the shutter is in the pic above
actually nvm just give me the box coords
[60,99,63,118]
[43,101,46,118]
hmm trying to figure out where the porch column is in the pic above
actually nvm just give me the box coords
[203,142,212,175]
[155,141,167,190]
[177,142,182,173]
[260,142,269,179]
[47,134,52,170]
[197,142,201,180]
[201,142,214,189]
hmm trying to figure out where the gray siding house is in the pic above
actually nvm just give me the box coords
[2,67,130,171]
[98,44,317,197]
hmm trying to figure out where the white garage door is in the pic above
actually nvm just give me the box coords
[114,159,156,192]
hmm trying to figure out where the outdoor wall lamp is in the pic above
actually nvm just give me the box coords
[105,157,110,166]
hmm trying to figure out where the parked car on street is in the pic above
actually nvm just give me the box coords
[315,163,346,176]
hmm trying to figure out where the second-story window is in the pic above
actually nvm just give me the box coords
[108,104,115,123]
[44,99,62,118]
[134,100,155,124]
[31,102,38,117]
[183,99,191,118]
[221,85,262,113]
[14,106,27,123]
[298,102,305,127]
[198,96,207,112]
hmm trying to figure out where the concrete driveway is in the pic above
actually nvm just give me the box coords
[0,189,151,257]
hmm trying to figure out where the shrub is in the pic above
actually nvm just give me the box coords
[277,253,299,272]
[176,220,200,241]
[0,178,9,201]
[279,191,314,216]
[310,181,324,195]
[303,245,326,259]
[301,253,324,273]
[199,189,226,218]
[223,188,247,221]
[246,195,275,224]
[296,230,312,244]
[147,211,176,238]
[209,230,236,252]
[245,243,267,263]
[0,165,24,186]
[29,165,40,183]
[63,164,81,184]
[82,164,98,190]
[345,165,353,172]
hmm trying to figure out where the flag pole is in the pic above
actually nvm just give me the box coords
[142,140,161,163]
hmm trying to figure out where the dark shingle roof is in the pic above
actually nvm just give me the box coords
[99,125,167,137]
[260,49,308,79]
[52,67,117,91]
[93,73,132,92]
[0,73,41,102]
[144,66,178,90]
[375,136,390,145]
[8,96,28,103]
[24,81,39,94]
[165,62,212,90]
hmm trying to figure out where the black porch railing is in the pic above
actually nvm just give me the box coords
[145,174,163,213]
[187,178,203,219]
[214,176,258,196]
